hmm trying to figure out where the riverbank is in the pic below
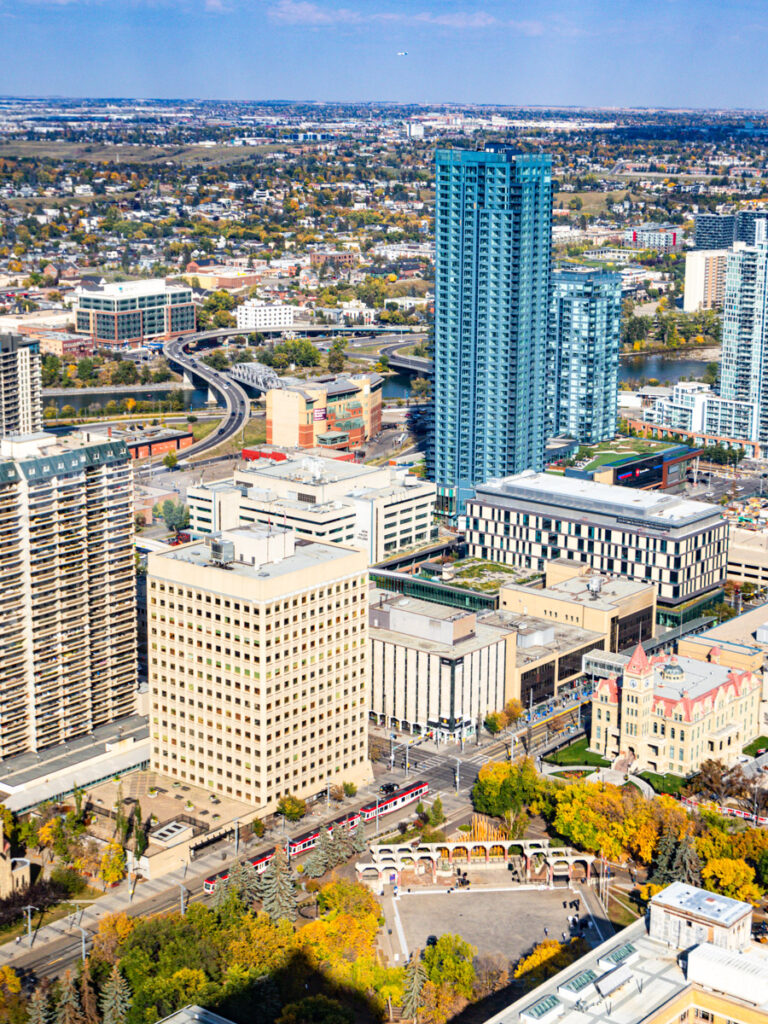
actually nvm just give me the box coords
[620,344,720,361]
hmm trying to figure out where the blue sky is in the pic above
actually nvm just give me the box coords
[0,0,766,107]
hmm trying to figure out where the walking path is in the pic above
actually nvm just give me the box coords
[540,764,654,797]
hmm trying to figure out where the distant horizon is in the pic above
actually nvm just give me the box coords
[1,0,767,108]
[1,97,768,115]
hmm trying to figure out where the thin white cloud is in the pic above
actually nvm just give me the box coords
[268,2,545,31]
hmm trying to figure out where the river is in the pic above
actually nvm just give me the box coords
[43,388,212,414]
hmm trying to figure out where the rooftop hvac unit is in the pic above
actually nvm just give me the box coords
[587,576,603,599]
[208,538,235,565]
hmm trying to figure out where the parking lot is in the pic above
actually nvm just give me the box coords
[389,887,597,962]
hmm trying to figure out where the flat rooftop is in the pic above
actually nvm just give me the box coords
[476,470,720,528]
[486,916,768,1024]
[649,654,736,702]
[158,526,358,583]
[78,278,190,296]
[684,601,768,652]
[518,571,654,612]
[653,882,751,926]
[240,455,378,486]
[482,610,605,667]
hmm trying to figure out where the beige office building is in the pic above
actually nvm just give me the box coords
[188,455,436,563]
[0,432,136,759]
[0,332,42,437]
[727,526,768,588]
[147,527,372,811]
[683,248,728,312]
[590,643,761,774]
[500,561,657,650]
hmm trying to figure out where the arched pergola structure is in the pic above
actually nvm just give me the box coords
[356,838,594,887]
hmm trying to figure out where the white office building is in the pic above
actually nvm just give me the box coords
[683,249,728,312]
[236,302,296,332]
[187,455,436,564]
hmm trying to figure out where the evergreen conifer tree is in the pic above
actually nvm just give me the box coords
[259,846,298,922]
[100,964,131,1024]
[402,950,427,1021]
[334,822,354,862]
[27,989,52,1024]
[228,859,261,906]
[352,823,367,855]
[651,825,678,884]
[55,970,83,1024]
[672,833,702,886]
[305,826,334,878]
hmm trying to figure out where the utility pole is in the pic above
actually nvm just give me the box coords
[178,883,187,917]
[234,818,240,856]
[454,757,461,793]
[22,905,36,947]
[76,924,88,964]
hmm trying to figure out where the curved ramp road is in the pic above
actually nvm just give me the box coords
[164,333,251,457]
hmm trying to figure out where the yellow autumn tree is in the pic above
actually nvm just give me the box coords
[91,911,135,964]
[98,842,126,890]
[701,858,763,905]
[514,938,590,991]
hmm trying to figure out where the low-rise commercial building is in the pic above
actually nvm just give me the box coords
[17,327,94,359]
[563,444,700,492]
[589,643,761,774]
[727,526,768,588]
[147,526,372,812]
[235,302,296,332]
[500,561,656,651]
[78,423,194,460]
[486,885,768,1024]
[266,373,383,450]
[187,454,436,563]
[466,471,727,625]
[183,265,263,291]
[0,332,42,437]
[73,279,196,347]
[368,589,512,740]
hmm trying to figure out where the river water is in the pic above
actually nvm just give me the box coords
[44,353,715,414]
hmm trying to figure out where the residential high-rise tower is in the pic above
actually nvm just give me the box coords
[430,147,553,517]
[0,432,136,759]
[0,333,42,437]
[548,267,621,444]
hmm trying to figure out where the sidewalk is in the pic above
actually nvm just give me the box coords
[540,763,654,797]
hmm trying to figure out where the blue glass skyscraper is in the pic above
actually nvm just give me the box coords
[548,267,622,444]
[430,147,553,517]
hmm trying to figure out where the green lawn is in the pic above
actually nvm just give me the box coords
[638,771,687,796]
[544,737,610,768]
[191,418,221,442]
[744,737,768,757]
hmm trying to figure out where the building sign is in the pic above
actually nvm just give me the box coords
[313,408,327,421]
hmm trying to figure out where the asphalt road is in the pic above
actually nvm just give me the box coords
[163,333,251,457]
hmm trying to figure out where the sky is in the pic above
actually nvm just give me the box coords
[0,0,767,108]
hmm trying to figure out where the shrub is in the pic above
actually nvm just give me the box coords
[50,867,87,896]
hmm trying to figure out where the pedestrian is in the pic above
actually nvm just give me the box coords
[15,936,20,945]
[563,900,567,909]
[544,927,548,937]
[562,932,567,942]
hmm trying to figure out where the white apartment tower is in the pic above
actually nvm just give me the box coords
[0,433,136,758]
[0,333,42,437]
[147,527,372,811]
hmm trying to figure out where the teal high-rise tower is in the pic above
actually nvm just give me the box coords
[430,147,553,517]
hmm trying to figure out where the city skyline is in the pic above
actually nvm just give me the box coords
[1,0,768,106]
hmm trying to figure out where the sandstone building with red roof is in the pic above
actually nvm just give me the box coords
[589,642,761,775]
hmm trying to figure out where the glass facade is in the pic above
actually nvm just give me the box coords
[76,285,195,344]
[548,268,621,444]
[430,148,553,516]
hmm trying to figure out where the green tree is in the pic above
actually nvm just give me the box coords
[277,995,352,1024]
[133,803,147,860]
[327,341,346,374]
[100,964,131,1024]
[306,827,334,879]
[163,451,178,470]
[423,934,476,1000]
[61,405,76,420]
[76,358,95,382]
[216,859,261,908]
[259,847,298,923]
[160,499,189,533]
[342,781,357,798]
[429,797,445,827]
[111,360,138,386]
[27,989,52,1024]
[201,349,230,371]
[276,794,307,822]
[402,951,428,1021]
[672,833,702,886]
[651,824,677,885]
